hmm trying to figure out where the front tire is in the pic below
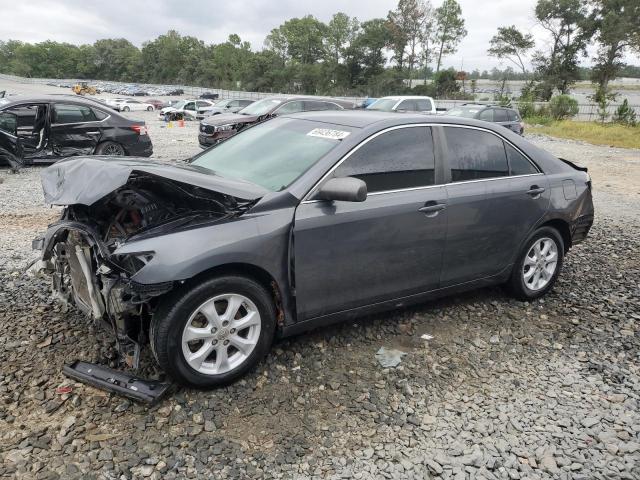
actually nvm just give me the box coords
[505,227,564,301]
[147,106,154,111]
[151,276,276,388]
[122,106,130,112]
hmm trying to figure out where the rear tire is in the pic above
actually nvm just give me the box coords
[151,276,276,388]
[505,227,564,301]
[95,141,125,156]
[147,106,154,111]
[122,106,130,112]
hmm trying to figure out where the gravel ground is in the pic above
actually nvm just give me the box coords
[1,79,639,479]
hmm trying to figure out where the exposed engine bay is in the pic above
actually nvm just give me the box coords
[36,172,256,368]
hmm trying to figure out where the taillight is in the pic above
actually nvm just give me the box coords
[131,125,148,135]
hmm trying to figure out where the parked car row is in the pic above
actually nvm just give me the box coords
[48,81,184,96]
[198,96,355,147]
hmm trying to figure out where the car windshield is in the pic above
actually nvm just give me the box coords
[215,100,232,107]
[447,107,482,118]
[171,100,187,109]
[192,118,350,191]
[366,98,398,112]
[238,98,282,116]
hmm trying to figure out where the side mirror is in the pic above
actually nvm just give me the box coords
[316,177,367,202]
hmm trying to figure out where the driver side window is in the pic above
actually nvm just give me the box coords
[333,127,436,193]
[274,101,305,115]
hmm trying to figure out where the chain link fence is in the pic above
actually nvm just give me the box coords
[2,73,638,122]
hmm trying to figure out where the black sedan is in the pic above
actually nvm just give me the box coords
[35,111,593,388]
[0,95,152,168]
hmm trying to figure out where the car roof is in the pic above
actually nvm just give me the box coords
[377,95,434,101]
[0,94,112,109]
[280,110,511,129]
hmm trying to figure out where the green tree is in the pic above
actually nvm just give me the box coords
[433,0,467,73]
[387,0,429,80]
[325,13,359,86]
[533,0,589,99]
[589,0,640,93]
[488,26,535,75]
[93,39,141,81]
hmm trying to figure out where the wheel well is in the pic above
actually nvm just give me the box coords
[541,219,572,251]
[184,263,286,327]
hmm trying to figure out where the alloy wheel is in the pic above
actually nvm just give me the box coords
[522,237,558,291]
[181,293,261,375]
[103,143,124,155]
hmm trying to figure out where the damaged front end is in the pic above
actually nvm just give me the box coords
[35,167,258,369]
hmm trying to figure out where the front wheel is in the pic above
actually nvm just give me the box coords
[122,106,130,112]
[147,106,154,111]
[505,227,564,301]
[151,276,276,388]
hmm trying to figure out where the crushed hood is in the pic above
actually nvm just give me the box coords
[201,112,258,126]
[42,156,269,206]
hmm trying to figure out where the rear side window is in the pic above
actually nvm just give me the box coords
[510,110,521,121]
[93,109,108,120]
[494,109,508,122]
[333,127,435,192]
[53,104,98,124]
[505,143,538,175]
[239,100,253,107]
[444,127,508,182]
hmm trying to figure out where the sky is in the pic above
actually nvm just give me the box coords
[0,0,638,71]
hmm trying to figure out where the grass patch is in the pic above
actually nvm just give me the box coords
[527,120,640,149]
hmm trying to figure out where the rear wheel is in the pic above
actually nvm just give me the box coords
[95,141,125,156]
[147,106,154,111]
[122,106,130,112]
[151,276,276,388]
[505,227,564,300]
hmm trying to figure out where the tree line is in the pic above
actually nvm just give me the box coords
[0,0,638,99]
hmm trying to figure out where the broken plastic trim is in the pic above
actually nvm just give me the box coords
[63,360,171,405]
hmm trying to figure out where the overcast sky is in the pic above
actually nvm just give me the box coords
[1,0,638,71]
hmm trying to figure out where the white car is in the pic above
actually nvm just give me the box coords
[116,100,156,112]
[366,95,437,114]
[104,98,130,109]
[159,100,216,120]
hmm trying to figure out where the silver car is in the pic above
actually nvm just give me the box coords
[35,111,594,388]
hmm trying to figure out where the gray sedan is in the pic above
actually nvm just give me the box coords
[36,111,594,387]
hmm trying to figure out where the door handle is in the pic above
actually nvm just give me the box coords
[527,186,545,197]
[418,203,446,217]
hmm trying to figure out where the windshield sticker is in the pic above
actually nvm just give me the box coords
[307,128,351,140]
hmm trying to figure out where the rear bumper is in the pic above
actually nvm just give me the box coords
[571,213,594,244]
[126,138,153,157]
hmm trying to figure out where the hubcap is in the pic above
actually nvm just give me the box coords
[522,237,558,291]
[181,293,261,375]
[104,144,124,155]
